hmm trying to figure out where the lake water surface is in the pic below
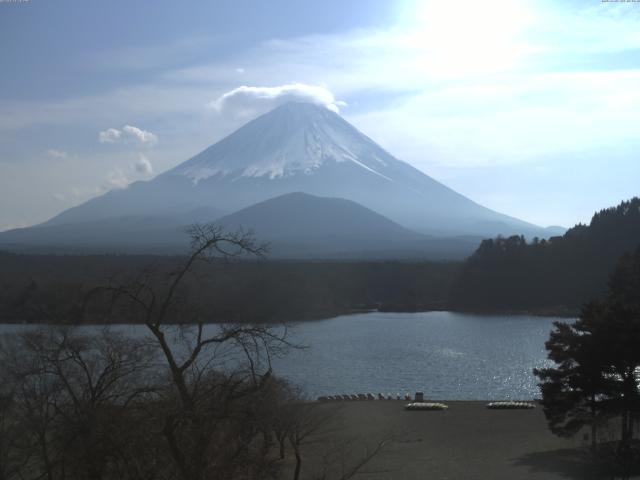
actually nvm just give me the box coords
[0,311,566,400]
[273,311,562,400]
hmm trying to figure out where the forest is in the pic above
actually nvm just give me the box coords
[451,198,640,314]
[0,252,458,324]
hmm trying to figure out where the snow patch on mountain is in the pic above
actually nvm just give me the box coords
[171,102,395,183]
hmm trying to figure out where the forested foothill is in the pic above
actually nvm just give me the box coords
[451,198,640,314]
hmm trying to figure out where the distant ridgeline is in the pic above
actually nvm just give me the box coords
[450,198,640,314]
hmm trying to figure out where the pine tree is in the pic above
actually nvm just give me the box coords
[534,303,611,449]
[535,247,640,464]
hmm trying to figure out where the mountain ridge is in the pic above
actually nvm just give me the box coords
[0,192,482,259]
[44,102,546,238]
[1,102,563,257]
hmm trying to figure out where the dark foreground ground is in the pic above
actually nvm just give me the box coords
[284,401,631,480]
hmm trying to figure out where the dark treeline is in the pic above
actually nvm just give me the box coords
[0,252,459,324]
[451,198,640,314]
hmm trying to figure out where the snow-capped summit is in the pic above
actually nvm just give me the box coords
[168,102,393,182]
[40,101,544,238]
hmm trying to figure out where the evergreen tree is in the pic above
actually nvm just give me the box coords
[535,247,640,474]
[534,302,612,448]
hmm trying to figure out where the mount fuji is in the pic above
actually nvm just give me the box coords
[0,102,558,257]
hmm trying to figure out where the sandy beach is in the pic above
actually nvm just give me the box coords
[290,400,602,480]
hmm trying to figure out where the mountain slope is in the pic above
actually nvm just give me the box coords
[43,102,544,238]
[0,207,224,253]
[0,192,482,259]
[215,192,481,259]
[217,192,419,240]
[216,192,419,257]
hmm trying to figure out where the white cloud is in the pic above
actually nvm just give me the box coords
[98,127,122,143]
[106,169,130,189]
[134,154,153,175]
[347,69,640,169]
[105,154,155,191]
[122,125,158,145]
[210,83,346,118]
[98,125,158,146]
[51,185,104,204]
[46,149,68,159]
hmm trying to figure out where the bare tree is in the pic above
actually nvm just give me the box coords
[0,327,157,480]
[0,388,24,480]
[0,224,391,480]
[87,224,295,480]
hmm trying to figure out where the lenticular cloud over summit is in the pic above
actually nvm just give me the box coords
[211,83,346,118]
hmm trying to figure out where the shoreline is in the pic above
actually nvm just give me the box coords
[316,397,541,403]
[0,307,578,325]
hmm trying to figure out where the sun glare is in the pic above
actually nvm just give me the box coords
[400,0,535,76]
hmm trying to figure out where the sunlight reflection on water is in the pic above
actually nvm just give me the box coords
[271,311,564,400]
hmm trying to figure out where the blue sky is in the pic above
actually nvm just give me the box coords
[1,0,639,230]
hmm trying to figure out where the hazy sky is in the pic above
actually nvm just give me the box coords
[1,0,639,230]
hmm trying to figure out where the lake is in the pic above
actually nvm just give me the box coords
[272,311,562,400]
[0,311,566,400]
